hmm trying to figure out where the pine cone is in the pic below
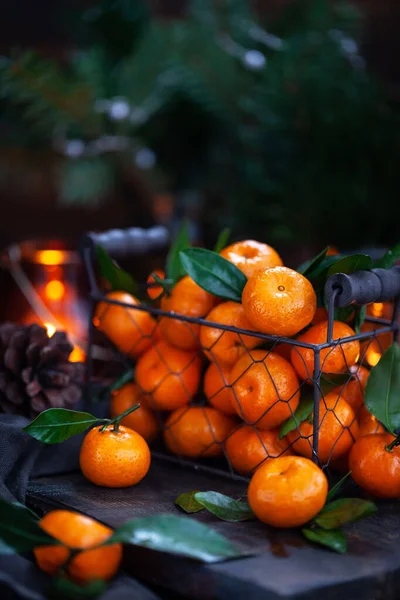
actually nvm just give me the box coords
[0,323,84,417]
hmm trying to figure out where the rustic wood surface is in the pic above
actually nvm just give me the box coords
[27,460,400,600]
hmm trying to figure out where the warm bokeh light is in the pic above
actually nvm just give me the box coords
[370,303,384,318]
[35,250,69,265]
[44,280,65,301]
[44,322,56,337]
[366,346,382,367]
[69,346,86,362]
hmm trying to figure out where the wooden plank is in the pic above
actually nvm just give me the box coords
[27,460,400,600]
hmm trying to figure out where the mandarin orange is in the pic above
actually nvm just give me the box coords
[220,240,283,278]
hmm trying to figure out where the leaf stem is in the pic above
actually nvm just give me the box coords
[386,435,400,452]
[107,403,140,433]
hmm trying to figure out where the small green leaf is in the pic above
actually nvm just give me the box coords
[47,578,106,600]
[320,373,351,395]
[327,471,352,502]
[175,491,204,514]
[151,272,174,295]
[365,343,400,434]
[179,248,247,302]
[194,492,254,522]
[374,243,400,269]
[166,220,191,283]
[12,501,39,520]
[106,514,241,563]
[302,527,347,553]
[109,369,134,392]
[297,247,329,276]
[23,408,98,444]
[96,245,137,295]
[315,498,377,530]
[334,306,355,323]
[214,228,231,253]
[327,254,373,277]
[354,305,367,334]
[279,393,314,439]
[0,498,57,554]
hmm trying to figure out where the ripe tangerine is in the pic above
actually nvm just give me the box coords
[219,239,283,278]
[110,382,159,442]
[349,433,400,498]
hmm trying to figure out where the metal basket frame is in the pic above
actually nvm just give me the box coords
[82,239,400,481]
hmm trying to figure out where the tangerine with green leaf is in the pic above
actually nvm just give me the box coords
[349,433,400,498]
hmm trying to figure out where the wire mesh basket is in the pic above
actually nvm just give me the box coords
[81,228,400,482]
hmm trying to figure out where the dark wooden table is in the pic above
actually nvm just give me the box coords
[26,458,400,600]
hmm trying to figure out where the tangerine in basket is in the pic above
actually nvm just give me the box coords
[147,269,165,300]
[225,425,292,475]
[286,392,358,464]
[135,340,201,411]
[94,291,156,358]
[358,405,385,437]
[229,350,300,430]
[160,276,217,351]
[34,510,122,583]
[199,301,261,367]
[219,239,283,278]
[164,406,235,458]
[110,382,159,442]
[290,320,360,380]
[349,433,400,498]
[203,361,237,416]
[332,364,369,413]
[80,424,150,487]
[248,456,328,528]
[242,266,317,337]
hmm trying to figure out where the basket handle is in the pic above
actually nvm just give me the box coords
[324,266,400,308]
[82,226,170,259]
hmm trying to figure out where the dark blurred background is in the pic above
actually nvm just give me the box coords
[0,0,400,261]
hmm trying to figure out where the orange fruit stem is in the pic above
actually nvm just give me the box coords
[386,435,400,452]
[101,403,141,433]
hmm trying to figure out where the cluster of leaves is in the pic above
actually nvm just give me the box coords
[174,480,377,554]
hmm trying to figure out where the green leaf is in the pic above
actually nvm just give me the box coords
[279,393,314,439]
[327,254,373,277]
[175,491,204,514]
[327,471,352,502]
[315,498,377,530]
[0,498,57,554]
[214,227,231,253]
[354,305,367,334]
[179,248,247,302]
[365,343,400,434]
[109,369,134,392]
[302,527,347,553]
[373,243,400,269]
[297,247,329,276]
[23,408,98,444]
[96,245,137,295]
[166,220,191,283]
[319,373,351,395]
[194,492,254,522]
[334,306,354,323]
[106,514,241,563]
[47,578,106,600]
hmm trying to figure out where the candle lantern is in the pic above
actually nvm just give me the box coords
[0,239,88,361]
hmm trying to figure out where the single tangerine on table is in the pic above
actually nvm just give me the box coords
[242,266,317,337]
[199,301,261,368]
[349,433,400,498]
[147,269,165,300]
[247,456,328,528]
[332,364,370,413]
[80,424,150,488]
[135,340,201,411]
[203,361,237,416]
[229,350,300,430]
[290,320,360,380]
[164,406,235,458]
[94,291,156,358]
[219,239,283,278]
[225,425,292,475]
[160,276,218,351]
[286,392,358,464]
[110,382,159,442]
[34,510,122,584]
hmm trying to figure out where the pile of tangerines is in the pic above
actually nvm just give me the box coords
[83,239,400,531]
